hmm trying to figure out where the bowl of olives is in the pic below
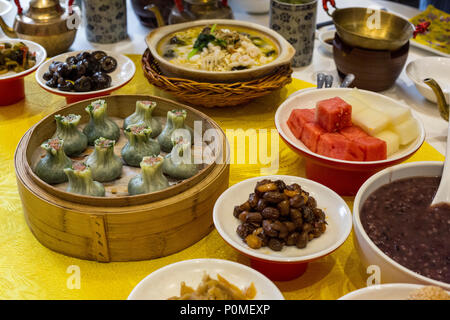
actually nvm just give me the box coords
[36,50,135,104]
[213,175,352,281]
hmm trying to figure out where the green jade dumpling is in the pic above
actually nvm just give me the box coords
[85,137,123,182]
[128,156,169,195]
[64,162,105,197]
[34,138,72,184]
[123,100,162,138]
[163,137,199,179]
[157,109,193,153]
[54,114,88,156]
[83,99,120,145]
[121,124,161,167]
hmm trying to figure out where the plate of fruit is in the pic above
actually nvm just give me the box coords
[36,50,135,104]
[274,88,425,195]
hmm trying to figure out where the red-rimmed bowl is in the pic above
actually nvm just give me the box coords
[213,175,352,281]
[36,50,136,104]
[0,39,47,106]
[275,88,426,196]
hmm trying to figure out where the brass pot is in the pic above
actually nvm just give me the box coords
[325,6,415,51]
[0,0,79,57]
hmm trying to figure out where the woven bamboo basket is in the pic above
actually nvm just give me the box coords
[142,49,293,108]
[15,95,230,262]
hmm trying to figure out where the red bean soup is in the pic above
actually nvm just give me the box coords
[360,176,450,284]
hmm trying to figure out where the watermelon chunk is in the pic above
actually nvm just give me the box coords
[339,125,369,141]
[354,136,387,161]
[301,122,326,152]
[316,97,352,132]
[317,133,365,161]
[287,109,315,139]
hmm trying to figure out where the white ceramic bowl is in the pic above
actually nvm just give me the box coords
[0,38,47,81]
[274,88,426,196]
[238,0,270,14]
[36,50,135,103]
[318,29,335,54]
[406,57,450,104]
[127,258,284,300]
[353,161,450,290]
[213,175,352,281]
[339,283,445,300]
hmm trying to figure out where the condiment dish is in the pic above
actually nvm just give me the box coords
[213,175,352,281]
[36,50,135,104]
[127,258,284,300]
[353,161,450,290]
[0,38,46,105]
[275,88,426,195]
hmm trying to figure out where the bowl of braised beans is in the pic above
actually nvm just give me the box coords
[213,175,352,281]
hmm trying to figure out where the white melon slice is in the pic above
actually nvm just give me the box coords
[391,118,420,145]
[341,93,369,115]
[350,89,412,124]
[352,108,390,135]
[375,130,400,156]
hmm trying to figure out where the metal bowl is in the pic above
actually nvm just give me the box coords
[330,7,415,51]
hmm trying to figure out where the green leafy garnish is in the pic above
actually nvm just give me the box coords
[187,24,218,60]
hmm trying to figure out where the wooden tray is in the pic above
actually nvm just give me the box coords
[14,95,230,262]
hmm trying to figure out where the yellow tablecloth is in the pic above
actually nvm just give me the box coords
[0,55,444,300]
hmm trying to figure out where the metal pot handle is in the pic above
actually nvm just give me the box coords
[322,0,337,17]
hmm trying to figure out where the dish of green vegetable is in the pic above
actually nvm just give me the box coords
[0,42,36,74]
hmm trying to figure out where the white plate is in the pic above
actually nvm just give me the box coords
[275,88,426,166]
[411,39,450,58]
[213,175,352,263]
[0,0,12,16]
[0,38,47,81]
[339,283,432,300]
[406,57,450,104]
[127,258,284,300]
[35,50,135,97]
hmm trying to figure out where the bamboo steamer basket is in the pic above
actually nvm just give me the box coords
[14,95,230,262]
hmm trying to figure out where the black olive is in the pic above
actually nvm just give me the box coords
[76,60,87,77]
[43,71,53,81]
[56,62,71,78]
[74,76,93,92]
[91,72,111,90]
[66,56,78,65]
[48,61,62,73]
[76,52,91,61]
[91,51,107,61]
[99,56,117,73]
[45,78,57,88]
[57,79,74,92]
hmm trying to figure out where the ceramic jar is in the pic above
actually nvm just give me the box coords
[270,0,317,67]
[83,0,128,43]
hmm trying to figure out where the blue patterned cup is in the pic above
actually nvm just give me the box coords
[83,0,128,44]
[270,0,317,67]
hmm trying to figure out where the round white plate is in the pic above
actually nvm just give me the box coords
[0,38,47,81]
[36,50,135,97]
[213,175,352,263]
[127,258,284,300]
